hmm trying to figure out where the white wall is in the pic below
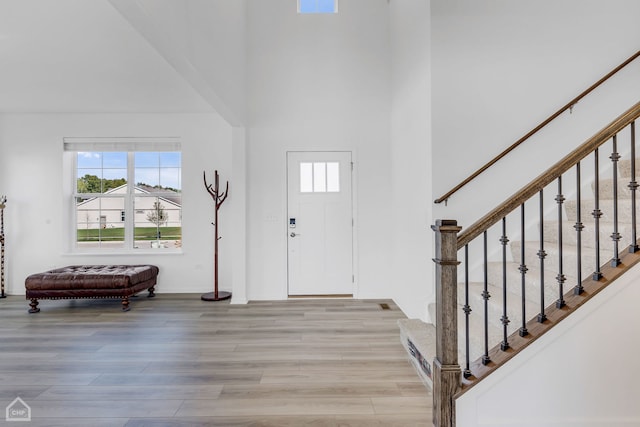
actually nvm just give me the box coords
[0,113,234,296]
[245,0,392,300]
[457,260,640,426]
[184,0,247,125]
[432,0,640,230]
[389,0,433,320]
[109,0,247,125]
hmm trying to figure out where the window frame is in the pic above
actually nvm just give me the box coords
[64,137,182,254]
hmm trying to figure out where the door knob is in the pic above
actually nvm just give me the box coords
[290,232,300,237]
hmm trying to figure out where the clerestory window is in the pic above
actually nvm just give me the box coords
[298,0,338,14]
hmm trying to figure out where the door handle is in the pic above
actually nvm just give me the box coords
[290,232,300,237]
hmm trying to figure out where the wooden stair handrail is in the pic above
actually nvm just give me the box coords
[457,100,640,250]
[434,49,640,205]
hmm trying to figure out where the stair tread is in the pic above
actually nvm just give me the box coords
[398,318,435,358]
[463,281,543,330]
[456,298,507,363]
[564,199,638,223]
[398,318,435,389]
[593,176,640,199]
[512,240,613,257]
[484,260,581,286]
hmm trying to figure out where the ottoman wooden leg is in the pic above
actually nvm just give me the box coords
[28,298,40,313]
[121,296,130,312]
[148,286,155,298]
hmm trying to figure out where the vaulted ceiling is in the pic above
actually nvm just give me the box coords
[0,0,214,114]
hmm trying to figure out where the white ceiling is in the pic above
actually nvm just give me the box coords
[0,0,214,113]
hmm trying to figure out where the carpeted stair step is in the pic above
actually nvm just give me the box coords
[617,157,640,179]
[542,220,637,251]
[459,303,505,364]
[564,198,636,224]
[459,281,537,334]
[511,240,612,284]
[484,261,565,306]
[398,318,435,390]
[594,177,640,200]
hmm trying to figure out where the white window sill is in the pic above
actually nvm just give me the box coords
[62,249,183,256]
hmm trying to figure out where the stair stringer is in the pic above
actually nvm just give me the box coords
[455,259,640,427]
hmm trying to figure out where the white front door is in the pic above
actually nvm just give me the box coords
[287,151,353,296]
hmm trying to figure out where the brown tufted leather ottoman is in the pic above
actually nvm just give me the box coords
[25,265,158,313]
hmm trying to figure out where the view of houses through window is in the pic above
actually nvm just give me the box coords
[74,151,181,250]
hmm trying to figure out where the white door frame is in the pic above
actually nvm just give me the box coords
[284,149,358,298]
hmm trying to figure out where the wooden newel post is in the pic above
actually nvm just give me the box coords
[431,219,462,427]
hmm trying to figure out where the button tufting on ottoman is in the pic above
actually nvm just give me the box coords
[25,265,158,313]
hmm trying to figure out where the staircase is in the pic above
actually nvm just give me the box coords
[400,99,640,427]
[400,151,640,384]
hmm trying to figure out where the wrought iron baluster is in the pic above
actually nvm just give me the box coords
[463,244,471,379]
[500,217,510,351]
[538,190,547,323]
[556,176,566,308]
[611,135,622,266]
[629,121,639,253]
[519,204,528,337]
[482,230,491,365]
[593,149,603,280]
[574,162,584,295]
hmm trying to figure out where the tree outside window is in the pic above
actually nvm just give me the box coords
[146,200,168,240]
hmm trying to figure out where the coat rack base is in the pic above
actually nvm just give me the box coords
[201,291,232,301]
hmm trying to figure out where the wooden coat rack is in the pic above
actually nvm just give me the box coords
[0,196,5,298]
[201,171,231,301]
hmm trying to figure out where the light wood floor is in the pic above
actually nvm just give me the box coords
[0,294,432,426]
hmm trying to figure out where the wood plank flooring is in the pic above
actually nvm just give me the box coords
[0,294,431,426]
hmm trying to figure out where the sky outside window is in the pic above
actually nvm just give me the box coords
[77,152,127,192]
[77,151,181,191]
[299,0,337,14]
[135,152,181,190]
